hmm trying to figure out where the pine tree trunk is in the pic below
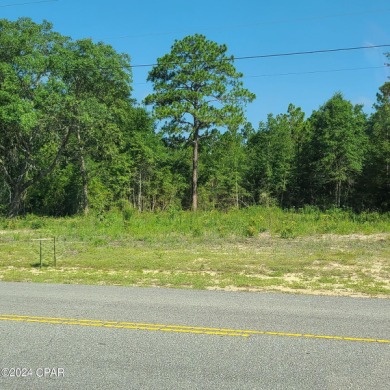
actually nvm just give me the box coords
[235,171,239,208]
[138,170,142,212]
[77,128,89,215]
[335,180,341,208]
[192,132,199,212]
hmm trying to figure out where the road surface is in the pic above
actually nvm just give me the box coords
[0,282,389,389]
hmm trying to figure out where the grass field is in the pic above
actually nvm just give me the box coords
[0,207,389,297]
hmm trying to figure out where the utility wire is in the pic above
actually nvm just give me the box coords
[246,65,388,78]
[1,44,388,74]
[0,0,57,8]
[234,44,390,61]
[133,65,388,84]
[101,8,390,41]
[130,44,390,68]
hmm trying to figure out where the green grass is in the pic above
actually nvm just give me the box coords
[0,207,389,296]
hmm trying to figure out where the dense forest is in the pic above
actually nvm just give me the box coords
[1,18,389,217]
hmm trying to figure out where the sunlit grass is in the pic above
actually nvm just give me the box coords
[0,207,389,296]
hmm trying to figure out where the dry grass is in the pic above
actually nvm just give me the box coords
[0,226,389,297]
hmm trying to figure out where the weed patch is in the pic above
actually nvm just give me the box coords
[0,208,389,296]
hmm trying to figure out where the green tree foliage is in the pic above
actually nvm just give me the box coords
[122,107,184,212]
[361,79,390,210]
[145,34,255,211]
[246,105,308,207]
[0,18,132,216]
[53,37,132,215]
[161,134,192,209]
[308,93,367,208]
[284,105,311,207]
[200,126,250,209]
[0,18,72,216]
[1,18,389,216]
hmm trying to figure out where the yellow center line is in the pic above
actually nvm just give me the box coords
[0,314,389,343]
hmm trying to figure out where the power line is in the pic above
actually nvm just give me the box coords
[1,43,388,74]
[234,44,390,61]
[130,44,390,68]
[133,65,388,84]
[247,65,388,78]
[100,8,390,41]
[0,0,58,8]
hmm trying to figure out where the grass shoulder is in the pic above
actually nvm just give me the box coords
[0,207,389,297]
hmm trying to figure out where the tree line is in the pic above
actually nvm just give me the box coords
[0,18,389,217]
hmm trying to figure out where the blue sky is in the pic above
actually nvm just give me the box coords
[2,0,390,127]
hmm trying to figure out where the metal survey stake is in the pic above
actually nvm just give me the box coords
[53,237,56,267]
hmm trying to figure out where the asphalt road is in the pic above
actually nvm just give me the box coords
[0,282,389,389]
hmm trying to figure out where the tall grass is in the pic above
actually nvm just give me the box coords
[1,206,389,243]
[1,207,389,295]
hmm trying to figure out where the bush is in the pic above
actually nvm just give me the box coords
[279,221,297,239]
[245,225,257,237]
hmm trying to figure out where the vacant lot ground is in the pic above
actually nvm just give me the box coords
[1,209,389,297]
